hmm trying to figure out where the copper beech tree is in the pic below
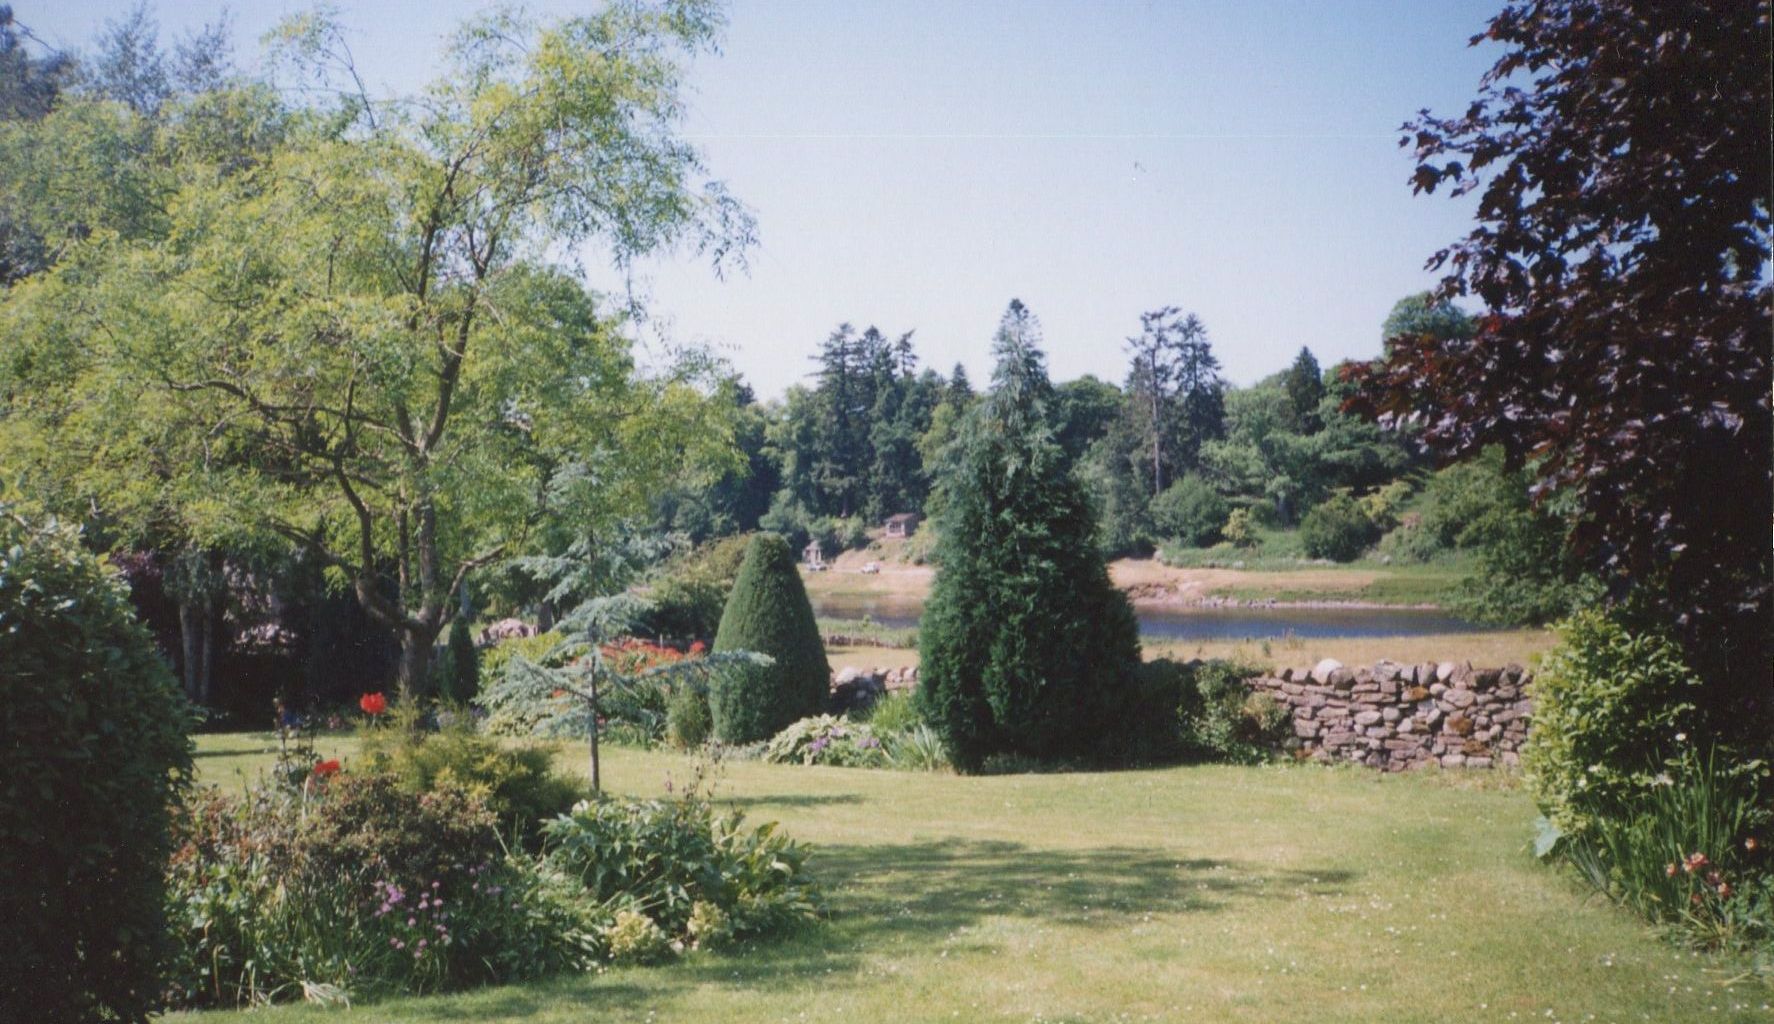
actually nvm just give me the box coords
[1349,0,1772,724]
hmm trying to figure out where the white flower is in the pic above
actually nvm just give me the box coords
[1675,732,1688,742]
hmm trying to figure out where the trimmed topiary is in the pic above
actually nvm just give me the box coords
[709,533,830,743]
[1,508,193,1022]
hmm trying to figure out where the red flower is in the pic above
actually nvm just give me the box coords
[359,692,388,717]
[689,641,707,655]
[313,759,342,778]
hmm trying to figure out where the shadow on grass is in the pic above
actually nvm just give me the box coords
[812,838,1356,935]
[567,839,1358,1007]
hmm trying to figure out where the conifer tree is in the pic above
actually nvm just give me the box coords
[917,300,1142,770]
[710,533,830,742]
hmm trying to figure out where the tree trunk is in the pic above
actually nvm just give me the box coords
[588,669,602,793]
[178,602,199,701]
[198,595,218,706]
[397,625,439,704]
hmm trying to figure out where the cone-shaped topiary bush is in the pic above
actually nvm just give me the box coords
[917,300,1143,771]
[1,508,193,1021]
[710,533,830,743]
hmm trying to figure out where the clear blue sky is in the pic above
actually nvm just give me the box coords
[27,0,1499,398]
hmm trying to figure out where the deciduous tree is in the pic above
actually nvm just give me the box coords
[1349,0,1772,721]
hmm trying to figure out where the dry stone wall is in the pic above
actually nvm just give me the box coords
[1249,658,1533,771]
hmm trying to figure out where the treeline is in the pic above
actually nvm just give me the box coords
[648,296,1584,625]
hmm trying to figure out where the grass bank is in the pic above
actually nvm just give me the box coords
[183,736,1765,1023]
[826,629,1558,675]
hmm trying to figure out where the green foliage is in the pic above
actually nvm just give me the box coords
[1149,473,1229,547]
[1222,506,1258,548]
[645,533,753,640]
[541,783,822,941]
[882,723,952,772]
[763,715,889,768]
[606,909,672,963]
[1299,492,1378,561]
[859,691,921,733]
[1281,347,1325,432]
[479,633,570,735]
[1358,479,1414,533]
[0,2,752,698]
[1524,612,1707,842]
[358,725,582,846]
[1175,659,1286,764]
[665,686,713,750]
[0,509,193,1023]
[710,534,830,743]
[1554,747,1771,955]
[164,773,602,1008]
[918,301,1144,770]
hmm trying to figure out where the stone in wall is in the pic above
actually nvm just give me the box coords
[1250,659,1533,771]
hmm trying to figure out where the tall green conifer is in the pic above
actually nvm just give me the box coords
[917,300,1142,770]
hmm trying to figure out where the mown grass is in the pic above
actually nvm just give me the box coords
[181,735,1768,1023]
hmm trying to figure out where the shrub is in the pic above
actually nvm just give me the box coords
[1150,473,1230,548]
[359,725,582,845]
[1222,507,1258,548]
[541,788,821,940]
[1,510,193,1023]
[163,773,602,1008]
[1524,612,1708,844]
[665,686,713,749]
[710,534,830,743]
[1358,479,1414,533]
[1299,493,1378,561]
[1176,659,1285,764]
[763,715,889,768]
[1377,514,1447,564]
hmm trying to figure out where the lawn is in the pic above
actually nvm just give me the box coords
[182,734,1767,1023]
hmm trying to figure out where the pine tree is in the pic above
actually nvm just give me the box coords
[947,362,974,403]
[917,300,1143,770]
[1123,308,1225,496]
[1283,346,1324,433]
[710,533,830,742]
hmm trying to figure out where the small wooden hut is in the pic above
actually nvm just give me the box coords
[883,512,920,539]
